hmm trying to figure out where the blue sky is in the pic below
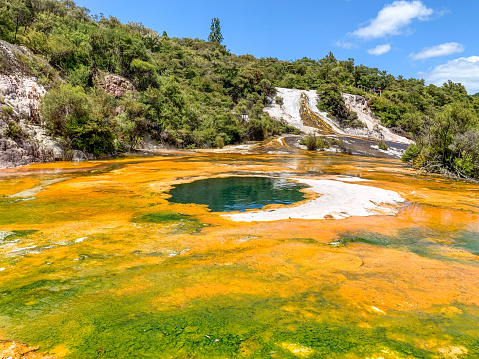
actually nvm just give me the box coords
[76,0,479,93]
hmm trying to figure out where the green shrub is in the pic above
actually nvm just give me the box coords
[130,58,156,72]
[2,106,13,116]
[300,133,329,151]
[112,98,149,151]
[41,84,114,155]
[4,121,25,139]
[130,59,158,90]
[67,66,92,88]
[317,83,360,128]
[401,104,479,178]
[378,141,388,150]
[216,136,224,149]
[401,144,420,163]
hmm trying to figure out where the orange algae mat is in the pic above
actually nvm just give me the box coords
[0,152,478,359]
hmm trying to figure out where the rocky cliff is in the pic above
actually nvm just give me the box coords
[264,87,411,145]
[94,70,135,98]
[342,93,412,144]
[264,87,345,135]
[0,40,63,168]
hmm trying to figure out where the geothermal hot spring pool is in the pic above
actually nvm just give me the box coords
[168,177,308,212]
[0,152,478,359]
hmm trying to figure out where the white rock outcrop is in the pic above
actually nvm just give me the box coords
[0,40,47,121]
[342,93,412,144]
[0,40,65,168]
[264,87,345,135]
[264,87,412,145]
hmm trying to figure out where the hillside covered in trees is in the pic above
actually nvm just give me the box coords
[1,0,479,178]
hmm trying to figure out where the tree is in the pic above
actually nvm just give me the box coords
[208,17,223,44]
[10,0,32,42]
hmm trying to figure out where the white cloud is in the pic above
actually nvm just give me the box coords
[336,40,357,49]
[351,1,433,39]
[423,56,479,93]
[367,44,391,55]
[410,42,464,60]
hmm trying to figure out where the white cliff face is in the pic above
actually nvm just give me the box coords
[264,87,345,135]
[0,40,65,168]
[264,87,412,145]
[342,93,412,144]
[0,41,47,121]
[0,74,46,122]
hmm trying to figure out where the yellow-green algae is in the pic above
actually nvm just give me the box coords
[0,152,478,358]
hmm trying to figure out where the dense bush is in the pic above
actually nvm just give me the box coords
[300,133,329,151]
[317,83,362,128]
[402,103,479,178]
[378,141,388,151]
[41,84,115,155]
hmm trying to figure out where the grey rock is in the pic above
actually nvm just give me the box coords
[0,40,65,168]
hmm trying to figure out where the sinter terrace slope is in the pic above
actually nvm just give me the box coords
[265,87,411,145]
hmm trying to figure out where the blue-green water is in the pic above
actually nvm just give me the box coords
[168,176,308,212]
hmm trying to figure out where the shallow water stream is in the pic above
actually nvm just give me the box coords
[0,151,478,358]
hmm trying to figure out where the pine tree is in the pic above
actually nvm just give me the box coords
[208,17,223,44]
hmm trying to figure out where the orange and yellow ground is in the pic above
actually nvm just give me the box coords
[0,151,477,358]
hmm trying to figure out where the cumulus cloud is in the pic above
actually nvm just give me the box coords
[423,56,479,93]
[351,1,433,39]
[410,42,465,60]
[335,40,357,49]
[367,44,391,55]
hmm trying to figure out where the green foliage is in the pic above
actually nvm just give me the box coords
[208,17,223,44]
[2,106,13,116]
[378,141,388,150]
[3,120,26,139]
[317,83,362,128]
[67,65,91,88]
[369,95,405,127]
[141,78,184,128]
[130,58,157,90]
[41,84,114,155]
[130,58,155,72]
[401,143,419,163]
[216,136,224,148]
[403,103,479,178]
[300,133,329,151]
